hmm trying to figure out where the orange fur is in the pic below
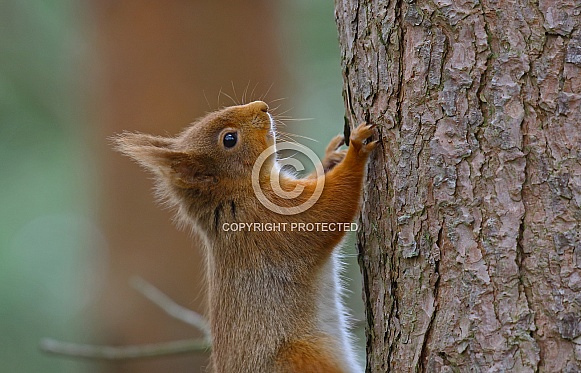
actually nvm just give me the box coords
[276,337,344,373]
[114,101,375,372]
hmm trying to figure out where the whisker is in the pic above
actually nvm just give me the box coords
[250,82,259,102]
[276,134,305,146]
[260,82,275,101]
[203,90,211,110]
[268,97,287,104]
[277,152,301,161]
[220,90,238,106]
[242,80,250,104]
[272,108,293,117]
[270,105,284,114]
[277,132,295,140]
[274,133,299,144]
[278,131,319,143]
[231,81,239,104]
[276,117,314,122]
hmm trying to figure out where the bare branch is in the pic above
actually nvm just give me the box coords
[40,277,212,360]
[130,276,212,339]
[39,338,210,360]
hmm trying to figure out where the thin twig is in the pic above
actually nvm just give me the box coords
[40,277,212,360]
[39,338,210,360]
[130,276,212,339]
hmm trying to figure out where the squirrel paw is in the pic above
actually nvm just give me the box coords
[322,134,347,172]
[350,122,378,155]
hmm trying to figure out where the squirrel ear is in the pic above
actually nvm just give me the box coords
[113,132,179,171]
[113,132,217,188]
[113,132,176,149]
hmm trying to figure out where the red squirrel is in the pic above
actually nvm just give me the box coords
[114,101,376,372]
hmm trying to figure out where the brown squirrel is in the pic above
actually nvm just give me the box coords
[114,101,376,373]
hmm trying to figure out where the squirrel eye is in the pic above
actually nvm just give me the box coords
[223,132,237,148]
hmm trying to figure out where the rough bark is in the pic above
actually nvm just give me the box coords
[335,0,581,372]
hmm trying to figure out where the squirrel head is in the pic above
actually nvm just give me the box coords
[114,101,274,193]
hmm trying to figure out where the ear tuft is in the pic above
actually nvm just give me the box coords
[112,132,217,189]
[111,131,177,153]
[112,132,180,171]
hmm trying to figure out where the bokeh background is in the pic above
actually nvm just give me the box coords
[0,1,364,372]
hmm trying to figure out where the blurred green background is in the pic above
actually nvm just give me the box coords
[0,1,362,372]
[1,1,99,372]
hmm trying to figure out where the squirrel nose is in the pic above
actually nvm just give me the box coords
[247,101,269,113]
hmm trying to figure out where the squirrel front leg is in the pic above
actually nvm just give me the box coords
[317,122,376,235]
[304,134,346,179]
[327,122,376,175]
[283,123,376,253]
[321,134,348,173]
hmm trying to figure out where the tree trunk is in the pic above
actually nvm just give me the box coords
[335,0,581,372]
